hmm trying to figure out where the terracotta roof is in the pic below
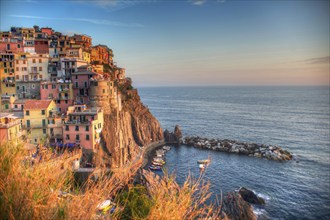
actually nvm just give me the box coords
[24,100,53,110]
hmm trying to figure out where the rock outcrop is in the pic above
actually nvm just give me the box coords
[184,136,292,161]
[238,187,265,205]
[222,192,257,220]
[164,125,183,144]
[98,82,163,168]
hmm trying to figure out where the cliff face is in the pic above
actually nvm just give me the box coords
[99,87,163,168]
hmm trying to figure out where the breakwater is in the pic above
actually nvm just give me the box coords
[184,136,292,161]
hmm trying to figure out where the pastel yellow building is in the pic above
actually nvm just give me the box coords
[24,100,57,144]
[83,50,90,63]
[0,113,24,144]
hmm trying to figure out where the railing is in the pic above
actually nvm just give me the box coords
[64,120,90,125]
[0,120,21,128]
[29,70,38,74]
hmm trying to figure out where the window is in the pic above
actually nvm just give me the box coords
[86,126,89,131]
[42,119,46,127]
[23,60,26,64]
[75,126,79,131]
[32,84,35,89]
[43,129,46,134]
[16,67,19,71]
[32,59,36,63]
[5,104,9,109]
[86,135,90,140]
[17,44,20,48]
[41,110,45,115]
[39,66,42,71]
[16,85,19,90]
[39,59,42,63]
[39,75,42,79]
[16,75,19,80]
[26,110,30,116]
[27,120,30,128]
[14,104,18,108]
[76,135,79,141]
[65,125,69,131]
[103,89,105,94]
[16,60,19,64]
[45,85,48,89]
[66,134,70,140]
[52,84,56,89]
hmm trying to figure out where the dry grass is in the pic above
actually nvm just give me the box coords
[0,142,224,220]
[143,170,221,220]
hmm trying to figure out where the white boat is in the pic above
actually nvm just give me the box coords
[197,159,210,164]
[163,146,171,151]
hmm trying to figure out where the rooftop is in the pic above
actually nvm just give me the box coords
[24,100,53,110]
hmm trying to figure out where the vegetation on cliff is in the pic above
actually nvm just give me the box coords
[0,142,225,220]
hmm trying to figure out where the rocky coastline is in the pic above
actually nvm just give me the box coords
[184,136,292,161]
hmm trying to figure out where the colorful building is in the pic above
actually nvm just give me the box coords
[91,45,113,65]
[63,104,103,152]
[23,100,57,144]
[40,80,74,113]
[0,113,24,144]
[0,53,16,95]
[71,65,96,104]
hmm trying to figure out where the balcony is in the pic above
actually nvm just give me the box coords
[29,69,38,74]
[48,122,63,128]
[0,120,21,128]
[64,120,91,125]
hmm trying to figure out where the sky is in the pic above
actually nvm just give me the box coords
[0,0,329,87]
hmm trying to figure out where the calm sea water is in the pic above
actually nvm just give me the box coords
[138,86,330,219]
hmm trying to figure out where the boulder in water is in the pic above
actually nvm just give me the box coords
[238,187,265,205]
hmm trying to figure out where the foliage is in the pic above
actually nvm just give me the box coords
[116,185,153,219]
[0,142,223,220]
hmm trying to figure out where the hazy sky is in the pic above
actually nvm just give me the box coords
[1,0,329,87]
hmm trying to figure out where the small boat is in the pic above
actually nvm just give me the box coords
[149,165,162,171]
[197,159,210,164]
[153,158,165,164]
[199,164,205,169]
[152,161,164,166]
[163,146,171,151]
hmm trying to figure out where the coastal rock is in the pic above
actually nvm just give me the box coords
[164,125,182,144]
[238,187,265,205]
[183,136,292,161]
[223,192,257,220]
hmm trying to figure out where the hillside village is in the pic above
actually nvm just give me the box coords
[0,26,132,160]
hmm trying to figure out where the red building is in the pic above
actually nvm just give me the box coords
[34,39,49,54]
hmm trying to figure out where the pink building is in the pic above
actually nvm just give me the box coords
[62,105,103,152]
[0,40,23,53]
[40,81,74,113]
[71,65,96,104]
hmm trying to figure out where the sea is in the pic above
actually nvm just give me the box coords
[138,86,330,220]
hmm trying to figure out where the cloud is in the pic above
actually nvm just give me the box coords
[190,0,207,6]
[9,14,144,28]
[301,56,330,64]
[73,0,142,12]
